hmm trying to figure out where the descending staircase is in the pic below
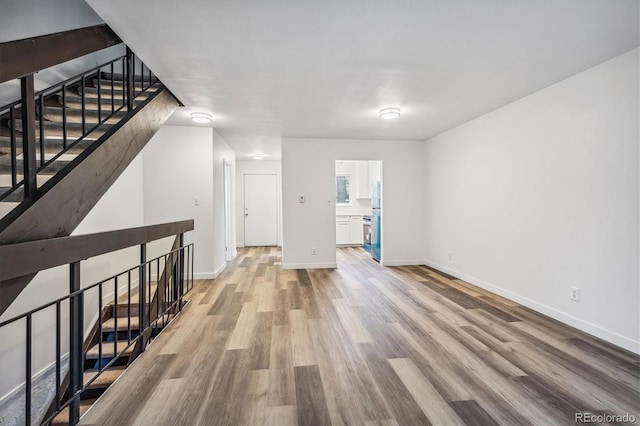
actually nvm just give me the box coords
[51,283,177,425]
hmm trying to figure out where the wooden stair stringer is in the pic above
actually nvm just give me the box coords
[0,89,179,316]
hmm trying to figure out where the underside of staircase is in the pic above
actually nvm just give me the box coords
[0,74,180,315]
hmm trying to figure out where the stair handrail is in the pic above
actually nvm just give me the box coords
[0,220,195,426]
[0,220,193,282]
[0,50,160,203]
[0,24,121,84]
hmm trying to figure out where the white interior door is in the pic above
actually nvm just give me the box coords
[244,174,278,246]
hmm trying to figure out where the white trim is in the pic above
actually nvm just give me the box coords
[380,259,427,267]
[193,262,227,280]
[212,262,227,278]
[282,263,337,270]
[423,259,640,354]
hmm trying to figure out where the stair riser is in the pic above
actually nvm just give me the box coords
[11,121,110,138]
[0,160,70,174]
[0,139,93,155]
[41,108,126,124]
[110,305,145,317]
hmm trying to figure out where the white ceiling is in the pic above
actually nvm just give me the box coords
[86,0,639,159]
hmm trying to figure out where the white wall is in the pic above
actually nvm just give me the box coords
[423,49,639,353]
[143,125,235,279]
[235,160,282,247]
[0,154,145,406]
[143,126,213,277]
[212,129,237,269]
[282,138,425,268]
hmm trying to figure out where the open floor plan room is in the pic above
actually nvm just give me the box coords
[79,247,640,426]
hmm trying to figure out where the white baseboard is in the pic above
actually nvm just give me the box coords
[282,263,337,270]
[381,259,427,267]
[423,259,640,355]
[0,353,69,408]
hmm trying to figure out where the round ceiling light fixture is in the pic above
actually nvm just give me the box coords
[379,108,400,120]
[190,112,212,124]
[251,152,265,160]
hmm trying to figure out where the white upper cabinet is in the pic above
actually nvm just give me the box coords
[355,161,371,199]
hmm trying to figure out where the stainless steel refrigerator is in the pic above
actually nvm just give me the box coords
[371,180,381,261]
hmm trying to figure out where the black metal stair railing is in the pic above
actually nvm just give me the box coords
[0,220,195,426]
[0,49,159,203]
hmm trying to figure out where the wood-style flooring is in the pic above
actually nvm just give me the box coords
[79,247,640,425]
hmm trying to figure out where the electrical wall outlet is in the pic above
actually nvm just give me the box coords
[311,247,317,255]
[570,287,580,302]
[448,251,452,261]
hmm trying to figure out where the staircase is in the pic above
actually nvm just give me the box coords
[0,26,186,426]
[50,283,177,425]
[0,73,158,208]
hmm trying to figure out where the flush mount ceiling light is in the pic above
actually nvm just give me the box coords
[251,152,265,160]
[379,108,400,120]
[190,112,212,124]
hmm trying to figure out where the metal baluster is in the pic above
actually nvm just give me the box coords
[114,276,118,356]
[69,261,83,426]
[9,107,17,187]
[62,85,67,150]
[20,75,37,197]
[127,271,131,345]
[55,301,61,411]
[191,245,194,290]
[178,234,184,311]
[138,244,146,351]
[97,71,102,124]
[25,314,32,426]
[147,262,151,328]
[38,93,44,167]
[110,63,115,114]
[166,253,170,308]
[121,57,126,109]
[81,76,86,136]
[98,284,103,371]
[126,48,134,113]
[156,259,160,329]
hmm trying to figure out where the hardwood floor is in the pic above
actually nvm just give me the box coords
[79,247,640,425]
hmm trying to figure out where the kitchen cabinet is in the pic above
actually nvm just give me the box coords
[336,217,350,244]
[355,161,370,199]
[349,215,363,244]
[336,215,363,245]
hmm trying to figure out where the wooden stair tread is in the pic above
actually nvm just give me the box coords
[86,340,135,359]
[51,398,96,425]
[83,366,126,389]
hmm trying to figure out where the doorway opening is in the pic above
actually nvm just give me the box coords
[223,160,233,262]
[334,160,382,265]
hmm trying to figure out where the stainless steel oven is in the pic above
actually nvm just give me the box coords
[362,216,372,250]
